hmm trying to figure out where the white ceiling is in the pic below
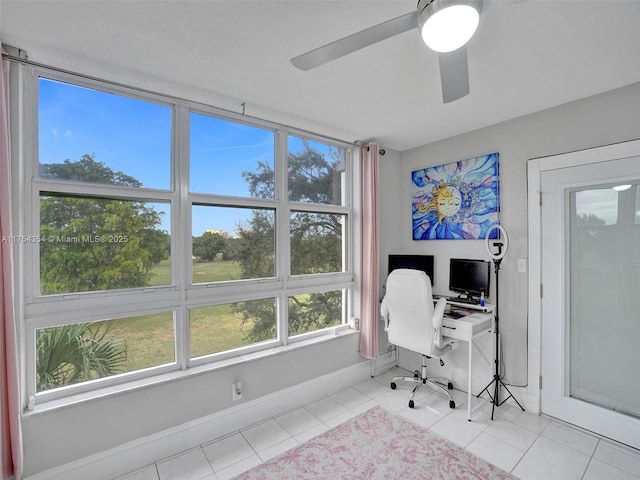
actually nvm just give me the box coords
[2,0,640,152]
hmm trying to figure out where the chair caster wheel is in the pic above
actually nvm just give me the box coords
[409,400,415,409]
[448,382,453,390]
[390,382,396,390]
[449,400,456,409]
[413,371,419,379]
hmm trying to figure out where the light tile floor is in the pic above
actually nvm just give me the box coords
[116,368,640,480]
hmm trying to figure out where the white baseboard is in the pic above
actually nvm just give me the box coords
[523,390,541,414]
[25,360,371,480]
[369,353,397,377]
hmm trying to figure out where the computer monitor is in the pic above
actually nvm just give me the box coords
[388,254,435,285]
[449,258,490,300]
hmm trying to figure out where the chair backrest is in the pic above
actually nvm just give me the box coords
[381,268,441,356]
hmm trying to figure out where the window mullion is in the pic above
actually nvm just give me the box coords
[19,66,40,407]
[288,201,350,215]
[33,180,176,201]
[278,293,289,345]
[276,129,289,343]
[175,103,190,368]
[24,67,40,305]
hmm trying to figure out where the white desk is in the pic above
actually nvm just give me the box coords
[434,295,494,313]
[441,306,494,421]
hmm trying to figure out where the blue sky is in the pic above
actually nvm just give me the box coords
[38,78,337,236]
[38,78,280,235]
[38,78,172,189]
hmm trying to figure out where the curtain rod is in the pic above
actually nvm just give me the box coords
[361,144,386,155]
[1,50,360,149]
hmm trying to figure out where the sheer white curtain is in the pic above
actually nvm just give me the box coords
[0,46,23,480]
[359,144,379,359]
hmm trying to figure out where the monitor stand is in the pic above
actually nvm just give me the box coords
[453,294,477,305]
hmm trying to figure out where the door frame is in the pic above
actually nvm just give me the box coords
[527,138,640,417]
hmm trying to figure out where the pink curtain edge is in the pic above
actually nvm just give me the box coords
[1,45,23,480]
[359,143,379,359]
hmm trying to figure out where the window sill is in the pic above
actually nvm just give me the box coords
[25,326,359,417]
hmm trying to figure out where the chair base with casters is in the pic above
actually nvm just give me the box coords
[390,354,455,409]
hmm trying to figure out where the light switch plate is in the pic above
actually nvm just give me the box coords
[517,258,527,273]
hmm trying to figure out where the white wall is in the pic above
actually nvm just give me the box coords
[378,81,640,391]
[22,334,364,477]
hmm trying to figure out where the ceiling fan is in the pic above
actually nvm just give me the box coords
[291,0,511,104]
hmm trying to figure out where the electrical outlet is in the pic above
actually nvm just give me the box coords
[232,380,243,401]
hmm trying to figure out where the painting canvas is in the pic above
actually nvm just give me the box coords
[412,153,499,240]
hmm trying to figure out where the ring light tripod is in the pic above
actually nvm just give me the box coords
[477,224,525,420]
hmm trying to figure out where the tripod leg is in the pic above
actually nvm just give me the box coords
[476,384,489,399]
[497,380,525,411]
[477,378,496,400]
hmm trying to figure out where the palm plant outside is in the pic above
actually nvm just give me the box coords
[36,322,128,392]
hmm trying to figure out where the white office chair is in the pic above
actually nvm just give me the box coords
[380,268,458,409]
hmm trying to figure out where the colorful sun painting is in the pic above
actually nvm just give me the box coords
[412,153,500,240]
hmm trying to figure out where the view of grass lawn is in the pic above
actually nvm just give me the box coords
[110,312,175,370]
[148,259,171,286]
[190,303,264,358]
[112,258,253,372]
[148,257,242,286]
[191,258,241,284]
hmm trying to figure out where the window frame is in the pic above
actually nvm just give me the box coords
[17,66,356,406]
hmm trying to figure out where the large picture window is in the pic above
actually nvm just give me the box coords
[20,70,354,404]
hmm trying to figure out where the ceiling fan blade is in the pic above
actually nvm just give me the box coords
[438,46,470,104]
[291,11,418,71]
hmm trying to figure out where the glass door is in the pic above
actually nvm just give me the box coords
[540,153,640,449]
[568,183,640,417]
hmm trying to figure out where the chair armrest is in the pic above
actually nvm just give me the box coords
[380,295,390,332]
[432,297,447,329]
[432,297,447,348]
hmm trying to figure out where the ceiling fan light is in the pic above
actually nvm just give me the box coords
[420,2,480,53]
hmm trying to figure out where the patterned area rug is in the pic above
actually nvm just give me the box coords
[233,405,516,479]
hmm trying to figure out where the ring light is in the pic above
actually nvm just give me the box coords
[478,222,525,419]
[484,223,508,261]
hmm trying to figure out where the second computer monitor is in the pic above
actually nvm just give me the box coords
[388,254,435,285]
[449,258,490,300]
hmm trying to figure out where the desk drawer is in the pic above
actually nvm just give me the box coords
[441,318,472,340]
